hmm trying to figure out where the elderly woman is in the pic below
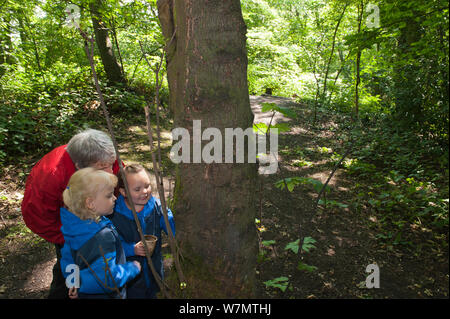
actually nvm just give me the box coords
[21,129,120,299]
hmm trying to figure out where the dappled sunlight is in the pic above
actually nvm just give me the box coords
[135,144,150,152]
[127,125,147,135]
[286,126,309,135]
[308,170,342,187]
[337,186,350,192]
[159,131,173,148]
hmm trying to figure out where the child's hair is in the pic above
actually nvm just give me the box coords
[118,163,154,191]
[63,167,118,221]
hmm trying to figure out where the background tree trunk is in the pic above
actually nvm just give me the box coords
[322,3,348,103]
[393,10,422,128]
[158,0,258,298]
[354,1,364,119]
[0,15,14,77]
[90,0,125,85]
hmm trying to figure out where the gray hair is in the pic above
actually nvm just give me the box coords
[66,129,116,169]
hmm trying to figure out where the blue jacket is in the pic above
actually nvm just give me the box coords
[59,207,140,299]
[109,195,175,298]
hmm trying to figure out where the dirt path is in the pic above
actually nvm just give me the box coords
[0,95,447,298]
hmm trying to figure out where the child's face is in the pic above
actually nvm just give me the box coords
[88,185,117,216]
[121,170,152,207]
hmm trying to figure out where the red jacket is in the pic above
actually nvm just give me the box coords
[21,145,120,244]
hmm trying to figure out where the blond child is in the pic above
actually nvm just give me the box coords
[60,167,141,299]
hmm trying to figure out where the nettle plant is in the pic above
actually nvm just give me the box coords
[263,237,318,293]
[252,102,296,136]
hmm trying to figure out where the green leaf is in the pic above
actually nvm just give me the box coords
[263,276,289,292]
[261,102,278,113]
[271,122,291,132]
[292,159,312,167]
[301,237,317,253]
[287,181,295,192]
[336,202,349,208]
[253,122,269,135]
[261,102,296,119]
[285,239,300,254]
[274,177,303,192]
[274,177,328,193]
[305,178,325,193]
[262,240,276,247]
[253,121,290,135]
[297,262,318,272]
[318,199,348,208]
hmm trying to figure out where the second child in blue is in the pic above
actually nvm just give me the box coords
[109,163,175,299]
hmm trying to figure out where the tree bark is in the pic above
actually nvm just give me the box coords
[157,0,258,298]
[89,0,125,86]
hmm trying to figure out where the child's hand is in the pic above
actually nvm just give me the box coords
[134,241,146,256]
[68,287,78,299]
[132,261,142,272]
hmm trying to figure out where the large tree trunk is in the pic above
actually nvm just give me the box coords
[89,0,125,85]
[158,0,258,298]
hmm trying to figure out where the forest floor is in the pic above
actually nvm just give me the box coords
[0,95,448,299]
[252,96,448,299]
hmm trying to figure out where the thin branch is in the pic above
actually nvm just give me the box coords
[164,27,177,53]
[143,86,187,292]
[266,111,276,137]
[110,17,126,82]
[98,245,121,296]
[140,41,165,170]
[322,3,348,101]
[138,39,187,291]
[129,53,145,85]
[78,252,117,294]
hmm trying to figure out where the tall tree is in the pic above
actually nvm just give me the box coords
[354,0,364,119]
[157,0,258,297]
[89,0,125,85]
[322,2,348,102]
[0,13,15,77]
